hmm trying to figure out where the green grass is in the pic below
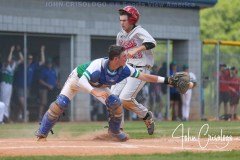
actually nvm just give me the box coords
[1,121,240,159]
[126,121,240,139]
[0,121,240,139]
[0,122,105,139]
[1,151,240,160]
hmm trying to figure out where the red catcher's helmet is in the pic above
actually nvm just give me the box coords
[119,6,140,24]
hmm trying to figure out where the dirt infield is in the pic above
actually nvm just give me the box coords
[1,133,240,157]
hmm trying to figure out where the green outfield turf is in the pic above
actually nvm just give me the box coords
[0,151,240,160]
[0,121,240,139]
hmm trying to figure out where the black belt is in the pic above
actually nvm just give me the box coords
[129,64,152,70]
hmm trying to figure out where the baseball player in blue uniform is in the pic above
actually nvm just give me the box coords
[35,45,195,142]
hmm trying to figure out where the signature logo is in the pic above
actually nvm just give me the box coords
[172,123,234,149]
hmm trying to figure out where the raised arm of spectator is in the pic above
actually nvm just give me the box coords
[17,48,24,64]
[7,45,15,64]
[39,45,46,65]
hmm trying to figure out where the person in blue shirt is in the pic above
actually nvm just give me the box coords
[35,45,194,142]
[38,58,57,120]
[170,62,181,121]
[14,45,45,121]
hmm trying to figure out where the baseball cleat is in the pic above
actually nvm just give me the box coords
[144,111,155,135]
[35,130,47,141]
[108,130,128,142]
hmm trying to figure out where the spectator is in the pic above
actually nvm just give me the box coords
[219,64,230,120]
[0,56,3,124]
[158,62,168,119]
[0,56,2,81]
[14,45,45,121]
[149,65,162,119]
[0,45,23,122]
[38,58,57,119]
[0,101,6,124]
[181,64,197,121]
[229,67,239,120]
[170,62,181,121]
[157,62,167,120]
[158,62,167,95]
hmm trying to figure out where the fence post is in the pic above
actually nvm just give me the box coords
[23,33,28,122]
[166,39,171,120]
[216,42,220,119]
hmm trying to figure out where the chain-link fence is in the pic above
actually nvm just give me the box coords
[202,40,240,120]
[141,40,176,121]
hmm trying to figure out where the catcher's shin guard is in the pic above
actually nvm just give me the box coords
[35,111,58,139]
[35,94,70,139]
[105,95,128,141]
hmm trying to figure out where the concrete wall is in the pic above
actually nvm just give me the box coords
[0,0,201,120]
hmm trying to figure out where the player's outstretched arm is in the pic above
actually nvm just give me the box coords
[137,72,196,94]
[137,72,165,83]
[7,45,15,63]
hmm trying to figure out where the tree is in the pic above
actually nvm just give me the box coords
[201,0,240,41]
[201,0,240,64]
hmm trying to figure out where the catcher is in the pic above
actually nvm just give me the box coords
[35,45,195,142]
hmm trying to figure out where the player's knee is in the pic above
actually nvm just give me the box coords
[55,94,70,110]
[105,95,122,117]
[106,94,121,109]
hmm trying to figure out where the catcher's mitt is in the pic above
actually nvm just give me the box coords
[168,72,190,94]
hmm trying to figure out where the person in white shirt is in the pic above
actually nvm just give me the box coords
[181,64,197,121]
[0,46,23,122]
[0,101,6,124]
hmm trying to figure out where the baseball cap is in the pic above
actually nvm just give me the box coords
[46,57,53,64]
[220,63,226,67]
[183,64,189,70]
